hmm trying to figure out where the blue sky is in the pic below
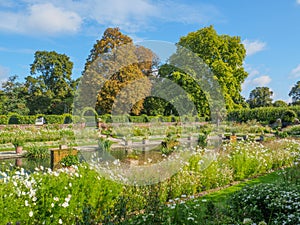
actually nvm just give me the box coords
[0,0,300,102]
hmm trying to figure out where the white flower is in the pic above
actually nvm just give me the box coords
[25,200,29,206]
[59,219,63,224]
[62,202,69,208]
[29,211,33,217]
[54,197,59,201]
[51,203,55,208]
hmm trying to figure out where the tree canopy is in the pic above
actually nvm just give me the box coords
[247,87,273,108]
[27,51,77,114]
[78,27,156,116]
[289,81,300,104]
[158,26,248,118]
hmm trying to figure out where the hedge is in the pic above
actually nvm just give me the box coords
[0,113,206,125]
[227,106,300,123]
[0,114,74,125]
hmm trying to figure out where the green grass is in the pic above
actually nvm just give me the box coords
[201,169,283,205]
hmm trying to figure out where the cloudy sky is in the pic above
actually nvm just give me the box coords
[0,0,300,102]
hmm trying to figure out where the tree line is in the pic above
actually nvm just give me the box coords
[1,26,299,117]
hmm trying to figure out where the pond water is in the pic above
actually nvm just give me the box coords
[0,146,170,172]
[0,139,202,173]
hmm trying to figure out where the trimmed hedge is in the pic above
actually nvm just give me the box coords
[0,113,206,125]
[0,114,75,125]
[228,106,300,124]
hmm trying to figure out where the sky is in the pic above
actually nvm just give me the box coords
[0,0,300,102]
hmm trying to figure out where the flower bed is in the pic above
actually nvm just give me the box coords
[0,139,299,224]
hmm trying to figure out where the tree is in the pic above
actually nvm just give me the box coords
[273,100,288,107]
[79,27,156,116]
[28,51,76,114]
[247,87,273,108]
[1,75,29,115]
[159,25,248,117]
[289,81,300,104]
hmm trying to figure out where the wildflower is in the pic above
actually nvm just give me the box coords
[51,203,55,208]
[58,219,63,224]
[29,211,33,217]
[25,200,29,207]
[62,202,69,208]
[53,197,59,201]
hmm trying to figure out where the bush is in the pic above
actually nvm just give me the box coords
[25,145,49,159]
[228,183,300,224]
[281,109,297,125]
[18,115,37,124]
[0,115,8,124]
[227,107,300,124]
[44,115,65,124]
[59,154,79,167]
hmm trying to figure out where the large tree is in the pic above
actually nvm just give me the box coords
[247,87,273,108]
[79,27,156,116]
[28,51,76,114]
[160,26,248,116]
[289,81,300,105]
[1,75,29,115]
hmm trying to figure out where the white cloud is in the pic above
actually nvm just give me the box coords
[252,75,272,86]
[0,0,220,35]
[242,39,266,56]
[297,0,300,4]
[291,64,300,78]
[0,3,82,35]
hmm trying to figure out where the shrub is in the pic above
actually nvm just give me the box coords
[44,115,65,124]
[228,183,300,224]
[281,109,297,125]
[227,107,300,124]
[59,154,79,167]
[25,145,49,159]
[0,115,8,124]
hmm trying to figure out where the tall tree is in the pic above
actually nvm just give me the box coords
[161,25,248,115]
[247,87,273,108]
[79,27,156,116]
[1,75,29,115]
[289,81,300,104]
[28,51,76,114]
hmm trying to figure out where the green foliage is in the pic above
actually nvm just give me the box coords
[98,137,113,151]
[0,165,122,224]
[28,50,77,114]
[173,25,248,112]
[11,137,25,147]
[228,106,300,124]
[281,109,297,125]
[44,115,65,124]
[1,75,30,115]
[228,183,300,224]
[273,100,288,107]
[25,145,49,159]
[59,154,79,167]
[198,133,208,147]
[289,80,300,103]
[0,115,8,124]
[283,124,300,135]
[247,87,273,108]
